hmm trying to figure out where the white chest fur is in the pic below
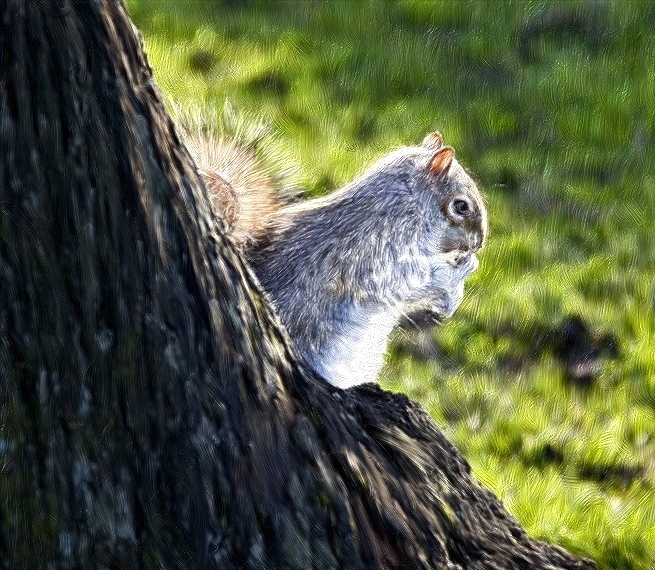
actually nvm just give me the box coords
[311,304,399,389]
[305,254,479,389]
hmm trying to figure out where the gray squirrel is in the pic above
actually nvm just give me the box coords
[184,124,488,389]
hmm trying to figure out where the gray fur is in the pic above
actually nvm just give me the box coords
[246,134,487,388]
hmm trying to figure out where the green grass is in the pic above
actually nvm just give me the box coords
[126,1,655,567]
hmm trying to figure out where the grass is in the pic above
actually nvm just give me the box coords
[125,1,655,568]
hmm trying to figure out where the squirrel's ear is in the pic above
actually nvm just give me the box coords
[422,131,443,150]
[429,147,455,178]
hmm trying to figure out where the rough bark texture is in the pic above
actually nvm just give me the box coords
[0,1,596,569]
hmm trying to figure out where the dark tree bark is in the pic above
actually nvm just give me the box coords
[0,1,595,569]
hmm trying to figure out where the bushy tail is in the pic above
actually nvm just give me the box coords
[172,101,300,246]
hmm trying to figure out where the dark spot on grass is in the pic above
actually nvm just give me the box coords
[247,70,290,97]
[552,316,620,388]
[460,61,516,95]
[351,114,376,143]
[577,461,645,489]
[518,6,611,63]
[476,315,621,386]
[188,49,215,74]
[565,155,627,187]
[522,442,565,468]
[492,167,521,194]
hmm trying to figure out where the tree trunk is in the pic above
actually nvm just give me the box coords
[0,1,595,569]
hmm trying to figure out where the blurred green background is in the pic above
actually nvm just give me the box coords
[125,1,655,568]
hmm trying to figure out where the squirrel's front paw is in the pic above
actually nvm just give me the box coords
[406,252,478,325]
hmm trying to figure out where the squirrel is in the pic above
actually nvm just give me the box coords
[181,115,488,389]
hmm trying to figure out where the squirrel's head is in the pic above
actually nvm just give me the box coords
[398,132,488,328]
[421,131,488,256]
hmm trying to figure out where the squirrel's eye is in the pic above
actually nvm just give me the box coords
[451,198,471,217]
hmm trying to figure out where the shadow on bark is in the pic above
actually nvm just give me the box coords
[0,1,595,568]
